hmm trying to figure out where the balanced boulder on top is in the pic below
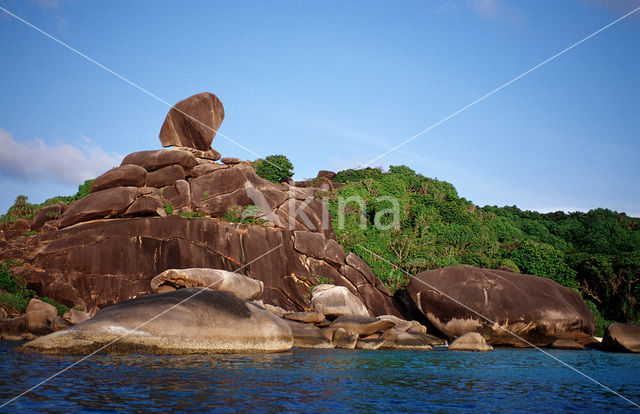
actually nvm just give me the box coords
[159,92,225,151]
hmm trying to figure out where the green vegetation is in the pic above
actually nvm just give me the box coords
[179,211,204,218]
[163,200,174,216]
[252,155,294,183]
[315,275,334,286]
[221,205,267,225]
[41,297,69,315]
[0,261,69,315]
[0,260,34,313]
[329,165,640,330]
[0,179,95,223]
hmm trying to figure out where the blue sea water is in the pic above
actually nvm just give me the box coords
[0,341,638,413]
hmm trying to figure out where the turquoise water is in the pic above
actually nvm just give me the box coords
[0,341,639,412]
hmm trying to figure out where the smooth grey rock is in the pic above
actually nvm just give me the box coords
[21,289,293,355]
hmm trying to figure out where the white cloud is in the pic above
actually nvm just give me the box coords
[468,0,501,19]
[30,0,63,9]
[0,127,122,185]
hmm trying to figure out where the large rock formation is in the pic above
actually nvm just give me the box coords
[21,289,293,354]
[3,215,398,317]
[0,91,403,334]
[0,155,399,319]
[159,92,224,152]
[407,265,595,347]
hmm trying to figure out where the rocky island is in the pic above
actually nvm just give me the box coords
[1,92,638,355]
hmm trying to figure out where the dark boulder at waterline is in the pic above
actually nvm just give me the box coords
[407,265,595,347]
[601,323,640,353]
[20,289,293,355]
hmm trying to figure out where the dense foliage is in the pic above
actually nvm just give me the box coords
[328,166,640,332]
[0,260,34,313]
[252,155,294,183]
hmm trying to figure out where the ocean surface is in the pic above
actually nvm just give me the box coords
[0,341,638,412]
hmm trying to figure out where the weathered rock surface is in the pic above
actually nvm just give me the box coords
[380,328,442,350]
[41,222,58,234]
[331,315,395,336]
[50,316,73,332]
[449,332,493,352]
[190,163,228,178]
[356,338,385,350]
[0,299,59,339]
[63,309,91,325]
[285,319,333,348]
[121,149,198,172]
[601,323,640,353]
[24,310,51,333]
[221,157,242,164]
[4,217,399,317]
[332,327,358,349]
[26,299,57,322]
[150,268,264,301]
[0,315,30,341]
[284,312,325,324]
[58,187,139,228]
[90,165,148,193]
[21,289,293,354]
[549,339,585,350]
[264,304,287,318]
[407,265,595,347]
[311,285,371,319]
[30,203,65,232]
[190,148,221,161]
[317,170,336,180]
[161,179,191,212]
[122,195,166,217]
[293,231,326,259]
[2,219,30,239]
[159,92,225,151]
[147,165,185,188]
[378,315,427,334]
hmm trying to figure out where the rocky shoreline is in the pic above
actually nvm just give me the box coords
[1,92,638,355]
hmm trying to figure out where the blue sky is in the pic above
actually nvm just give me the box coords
[1,0,639,216]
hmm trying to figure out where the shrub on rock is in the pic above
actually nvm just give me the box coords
[253,155,294,183]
